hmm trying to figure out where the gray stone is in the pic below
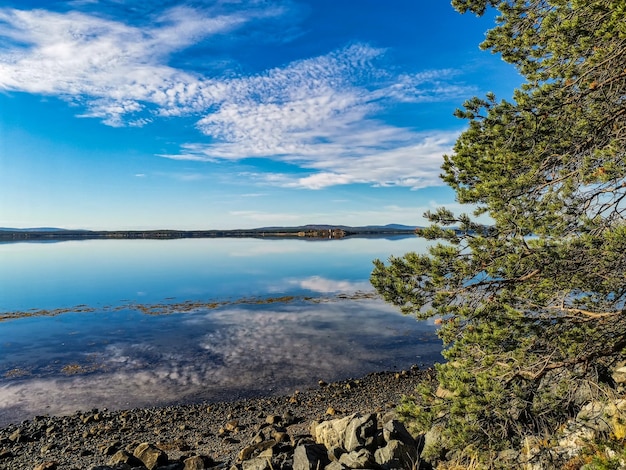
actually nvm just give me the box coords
[325,462,348,470]
[612,362,626,384]
[312,416,352,449]
[375,439,417,469]
[184,455,208,470]
[33,463,58,470]
[382,419,417,449]
[343,414,377,452]
[576,401,611,434]
[242,458,271,470]
[420,423,446,462]
[293,443,330,470]
[327,445,346,462]
[133,442,168,470]
[338,448,375,469]
[273,431,289,443]
[9,429,24,443]
[108,450,142,467]
[266,415,281,425]
[157,464,184,470]
[225,420,240,432]
[238,440,277,461]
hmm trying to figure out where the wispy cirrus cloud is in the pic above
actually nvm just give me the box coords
[0,3,471,188]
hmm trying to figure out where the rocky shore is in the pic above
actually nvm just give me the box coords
[0,366,433,470]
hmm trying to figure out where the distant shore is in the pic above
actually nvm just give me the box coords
[0,226,419,242]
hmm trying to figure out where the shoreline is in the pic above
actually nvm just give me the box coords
[0,366,432,469]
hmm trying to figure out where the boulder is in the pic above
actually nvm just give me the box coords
[133,442,168,470]
[420,423,446,463]
[312,416,352,449]
[242,457,271,470]
[184,455,210,470]
[325,462,348,470]
[343,414,377,452]
[382,418,417,449]
[108,450,141,467]
[293,443,330,470]
[375,439,416,469]
[338,448,375,469]
[238,440,277,461]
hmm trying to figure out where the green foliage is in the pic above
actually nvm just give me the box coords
[371,0,626,467]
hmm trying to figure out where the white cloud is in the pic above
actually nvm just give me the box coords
[0,6,258,119]
[0,5,472,189]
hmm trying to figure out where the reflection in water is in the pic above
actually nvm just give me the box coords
[0,238,440,426]
[0,299,440,425]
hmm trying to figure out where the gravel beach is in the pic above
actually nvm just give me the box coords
[0,366,433,470]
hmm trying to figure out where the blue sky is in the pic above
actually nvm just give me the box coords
[0,0,519,230]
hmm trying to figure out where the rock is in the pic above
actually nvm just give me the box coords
[375,439,416,469]
[100,443,120,456]
[420,423,446,463]
[133,442,168,470]
[576,401,611,434]
[494,448,520,467]
[225,420,240,432]
[326,461,348,470]
[238,440,277,461]
[293,443,330,470]
[242,457,271,470]
[434,386,455,399]
[40,444,55,455]
[273,431,290,443]
[158,464,185,470]
[283,411,296,426]
[382,417,418,450]
[9,428,24,443]
[343,413,377,452]
[184,455,208,469]
[327,445,346,462]
[312,416,352,449]
[338,448,375,469]
[33,463,57,470]
[108,450,142,467]
[612,362,626,385]
[251,432,265,445]
[265,415,281,425]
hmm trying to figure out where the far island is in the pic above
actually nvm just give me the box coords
[0,224,421,242]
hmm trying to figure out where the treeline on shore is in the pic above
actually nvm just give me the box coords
[0,226,418,242]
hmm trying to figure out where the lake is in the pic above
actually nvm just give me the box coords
[0,236,441,426]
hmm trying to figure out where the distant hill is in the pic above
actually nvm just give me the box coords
[256,224,419,232]
[0,227,71,232]
[0,224,420,241]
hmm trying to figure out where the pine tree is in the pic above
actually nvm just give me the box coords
[371,0,626,466]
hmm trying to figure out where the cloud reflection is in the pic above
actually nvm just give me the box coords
[0,299,439,426]
[291,275,373,293]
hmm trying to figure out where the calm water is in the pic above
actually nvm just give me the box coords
[0,237,441,426]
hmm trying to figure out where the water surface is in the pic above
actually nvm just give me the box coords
[0,237,440,425]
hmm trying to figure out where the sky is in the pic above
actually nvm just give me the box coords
[0,0,520,230]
